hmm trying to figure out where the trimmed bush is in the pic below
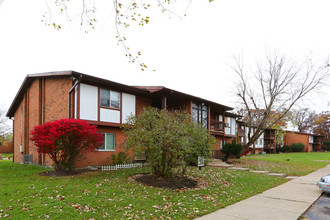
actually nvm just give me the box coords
[221,139,243,161]
[277,145,289,153]
[289,143,305,152]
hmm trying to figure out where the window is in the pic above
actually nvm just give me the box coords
[226,117,231,127]
[99,133,115,151]
[100,88,120,109]
[192,102,208,128]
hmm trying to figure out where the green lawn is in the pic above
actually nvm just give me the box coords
[0,153,13,158]
[0,160,287,219]
[236,152,330,176]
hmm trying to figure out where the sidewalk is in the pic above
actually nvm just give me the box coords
[196,164,330,220]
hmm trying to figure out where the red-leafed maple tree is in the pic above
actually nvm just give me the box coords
[31,119,104,172]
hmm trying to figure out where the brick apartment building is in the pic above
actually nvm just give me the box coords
[284,131,324,152]
[6,71,240,167]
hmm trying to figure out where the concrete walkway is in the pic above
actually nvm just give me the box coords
[207,159,234,168]
[196,164,330,220]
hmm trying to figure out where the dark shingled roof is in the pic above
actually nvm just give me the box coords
[6,71,235,118]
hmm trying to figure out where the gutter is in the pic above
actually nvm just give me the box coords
[68,75,82,118]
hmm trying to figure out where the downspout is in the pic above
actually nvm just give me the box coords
[68,75,82,118]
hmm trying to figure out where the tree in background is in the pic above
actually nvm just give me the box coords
[313,111,330,140]
[288,108,315,133]
[31,119,104,172]
[0,108,10,138]
[232,52,330,150]
[123,108,215,177]
[287,109,329,140]
[237,108,288,152]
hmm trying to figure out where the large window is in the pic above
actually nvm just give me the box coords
[99,133,115,151]
[192,102,208,128]
[100,88,120,109]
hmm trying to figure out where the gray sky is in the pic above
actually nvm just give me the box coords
[0,0,329,118]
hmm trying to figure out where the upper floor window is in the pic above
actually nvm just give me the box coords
[192,102,208,128]
[226,117,231,127]
[100,88,120,109]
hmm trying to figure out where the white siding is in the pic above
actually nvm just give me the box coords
[100,108,120,123]
[231,118,236,135]
[80,83,98,121]
[225,117,236,135]
[74,86,77,119]
[309,135,314,143]
[122,93,136,123]
[255,132,264,148]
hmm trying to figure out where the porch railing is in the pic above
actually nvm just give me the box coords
[210,120,225,132]
[264,144,275,149]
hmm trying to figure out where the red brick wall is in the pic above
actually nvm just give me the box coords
[74,126,132,167]
[167,100,191,114]
[28,80,41,164]
[284,132,310,152]
[136,95,151,114]
[12,76,155,168]
[44,77,72,122]
[0,141,13,153]
[13,77,73,165]
[13,100,24,163]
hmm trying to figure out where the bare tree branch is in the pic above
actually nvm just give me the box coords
[232,52,330,150]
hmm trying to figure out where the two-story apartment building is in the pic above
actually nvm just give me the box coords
[7,71,238,167]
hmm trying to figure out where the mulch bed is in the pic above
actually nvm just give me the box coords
[128,173,209,190]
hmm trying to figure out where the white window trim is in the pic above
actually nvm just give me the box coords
[100,88,121,109]
[98,133,116,151]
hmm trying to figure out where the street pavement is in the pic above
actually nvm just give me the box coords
[196,164,330,220]
[304,193,330,220]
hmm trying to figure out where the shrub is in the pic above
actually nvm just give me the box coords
[289,143,305,152]
[183,123,214,166]
[123,108,215,177]
[31,119,103,172]
[111,152,131,165]
[221,139,243,161]
[277,145,289,153]
[323,142,330,151]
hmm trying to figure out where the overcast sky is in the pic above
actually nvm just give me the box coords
[0,0,329,119]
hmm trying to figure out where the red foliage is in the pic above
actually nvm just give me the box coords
[31,119,103,172]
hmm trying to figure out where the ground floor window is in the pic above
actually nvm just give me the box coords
[99,133,115,151]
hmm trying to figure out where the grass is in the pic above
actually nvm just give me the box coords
[235,152,330,176]
[0,153,13,158]
[0,159,287,219]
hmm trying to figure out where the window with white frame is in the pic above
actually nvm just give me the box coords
[226,117,231,127]
[100,88,120,109]
[99,133,115,151]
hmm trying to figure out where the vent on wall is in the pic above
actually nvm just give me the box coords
[23,154,33,164]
